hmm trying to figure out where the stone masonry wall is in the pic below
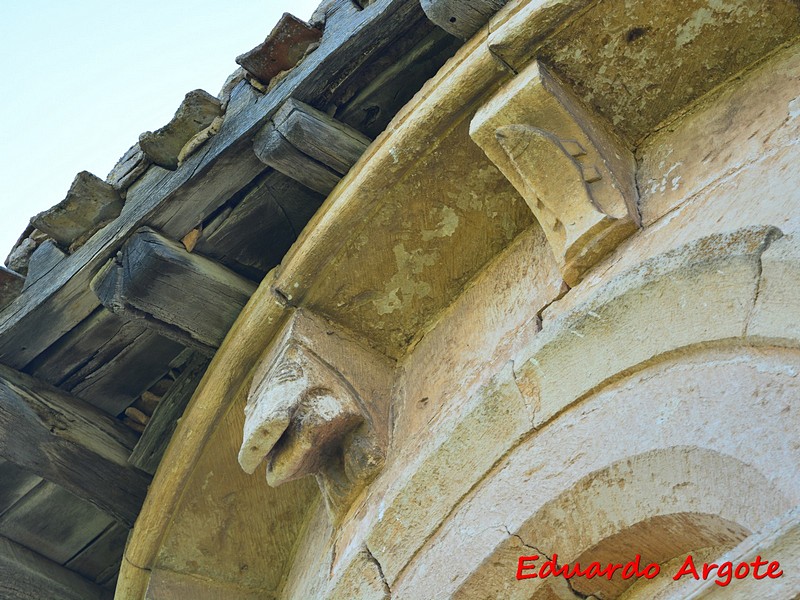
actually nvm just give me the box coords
[279,39,800,600]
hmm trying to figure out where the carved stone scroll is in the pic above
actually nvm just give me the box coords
[470,60,640,286]
[238,310,392,522]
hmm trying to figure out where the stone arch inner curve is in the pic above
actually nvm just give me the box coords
[454,446,791,599]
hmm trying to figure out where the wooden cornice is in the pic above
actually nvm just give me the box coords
[0,364,150,527]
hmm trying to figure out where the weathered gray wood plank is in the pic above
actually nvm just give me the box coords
[254,124,343,195]
[65,522,128,585]
[26,308,136,384]
[0,0,431,369]
[195,171,323,279]
[22,240,66,291]
[67,328,185,417]
[0,365,150,526]
[273,98,372,174]
[128,353,211,475]
[0,267,24,311]
[25,307,184,416]
[0,534,111,600]
[329,25,458,137]
[0,460,41,518]
[420,0,507,39]
[254,98,371,195]
[91,228,256,352]
[0,482,113,565]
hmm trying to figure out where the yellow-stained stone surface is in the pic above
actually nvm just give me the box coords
[152,375,318,594]
[145,568,273,600]
[303,116,532,358]
[638,42,800,226]
[366,363,533,585]
[538,0,800,143]
[394,223,561,445]
[278,502,332,600]
[545,42,800,324]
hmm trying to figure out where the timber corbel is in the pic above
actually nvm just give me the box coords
[253,98,371,195]
[420,0,507,40]
[90,227,257,354]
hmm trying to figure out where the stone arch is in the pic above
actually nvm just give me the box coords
[392,341,800,598]
[453,447,789,599]
[290,229,800,598]
[512,227,798,429]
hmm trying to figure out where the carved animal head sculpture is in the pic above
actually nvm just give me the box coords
[238,341,384,522]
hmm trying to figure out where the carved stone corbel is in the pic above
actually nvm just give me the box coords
[470,60,640,286]
[238,310,392,523]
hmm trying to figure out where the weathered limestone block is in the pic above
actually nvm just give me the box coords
[396,343,800,598]
[145,568,269,600]
[514,227,780,428]
[31,171,123,249]
[236,13,322,85]
[106,143,151,193]
[366,363,533,585]
[0,267,24,310]
[471,60,639,286]
[139,90,222,170]
[325,549,389,600]
[22,240,66,291]
[420,0,507,40]
[637,43,800,226]
[238,310,392,522]
[394,225,562,444]
[748,234,800,343]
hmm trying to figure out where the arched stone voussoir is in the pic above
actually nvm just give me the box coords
[747,232,800,343]
[513,225,788,428]
[453,447,790,600]
[392,343,800,599]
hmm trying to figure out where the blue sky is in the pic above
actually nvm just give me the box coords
[0,0,320,258]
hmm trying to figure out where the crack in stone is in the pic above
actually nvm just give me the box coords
[365,544,392,597]
[744,226,784,337]
[509,358,537,427]
[504,526,593,600]
[536,280,571,329]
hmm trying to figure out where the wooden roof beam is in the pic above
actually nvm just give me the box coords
[0,364,150,527]
[91,227,257,354]
[128,352,210,475]
[420,0,507,40]
[0,0,427,370]
[0,534,112,600]
[254,98,371,195]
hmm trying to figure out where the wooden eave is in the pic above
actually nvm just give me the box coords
[0,0,462,595]
[115,0,800,595]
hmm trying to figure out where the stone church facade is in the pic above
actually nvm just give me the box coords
[108,0,799,598]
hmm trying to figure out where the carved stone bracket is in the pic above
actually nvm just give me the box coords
[470,60,640,286]
[238,310,392,523]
